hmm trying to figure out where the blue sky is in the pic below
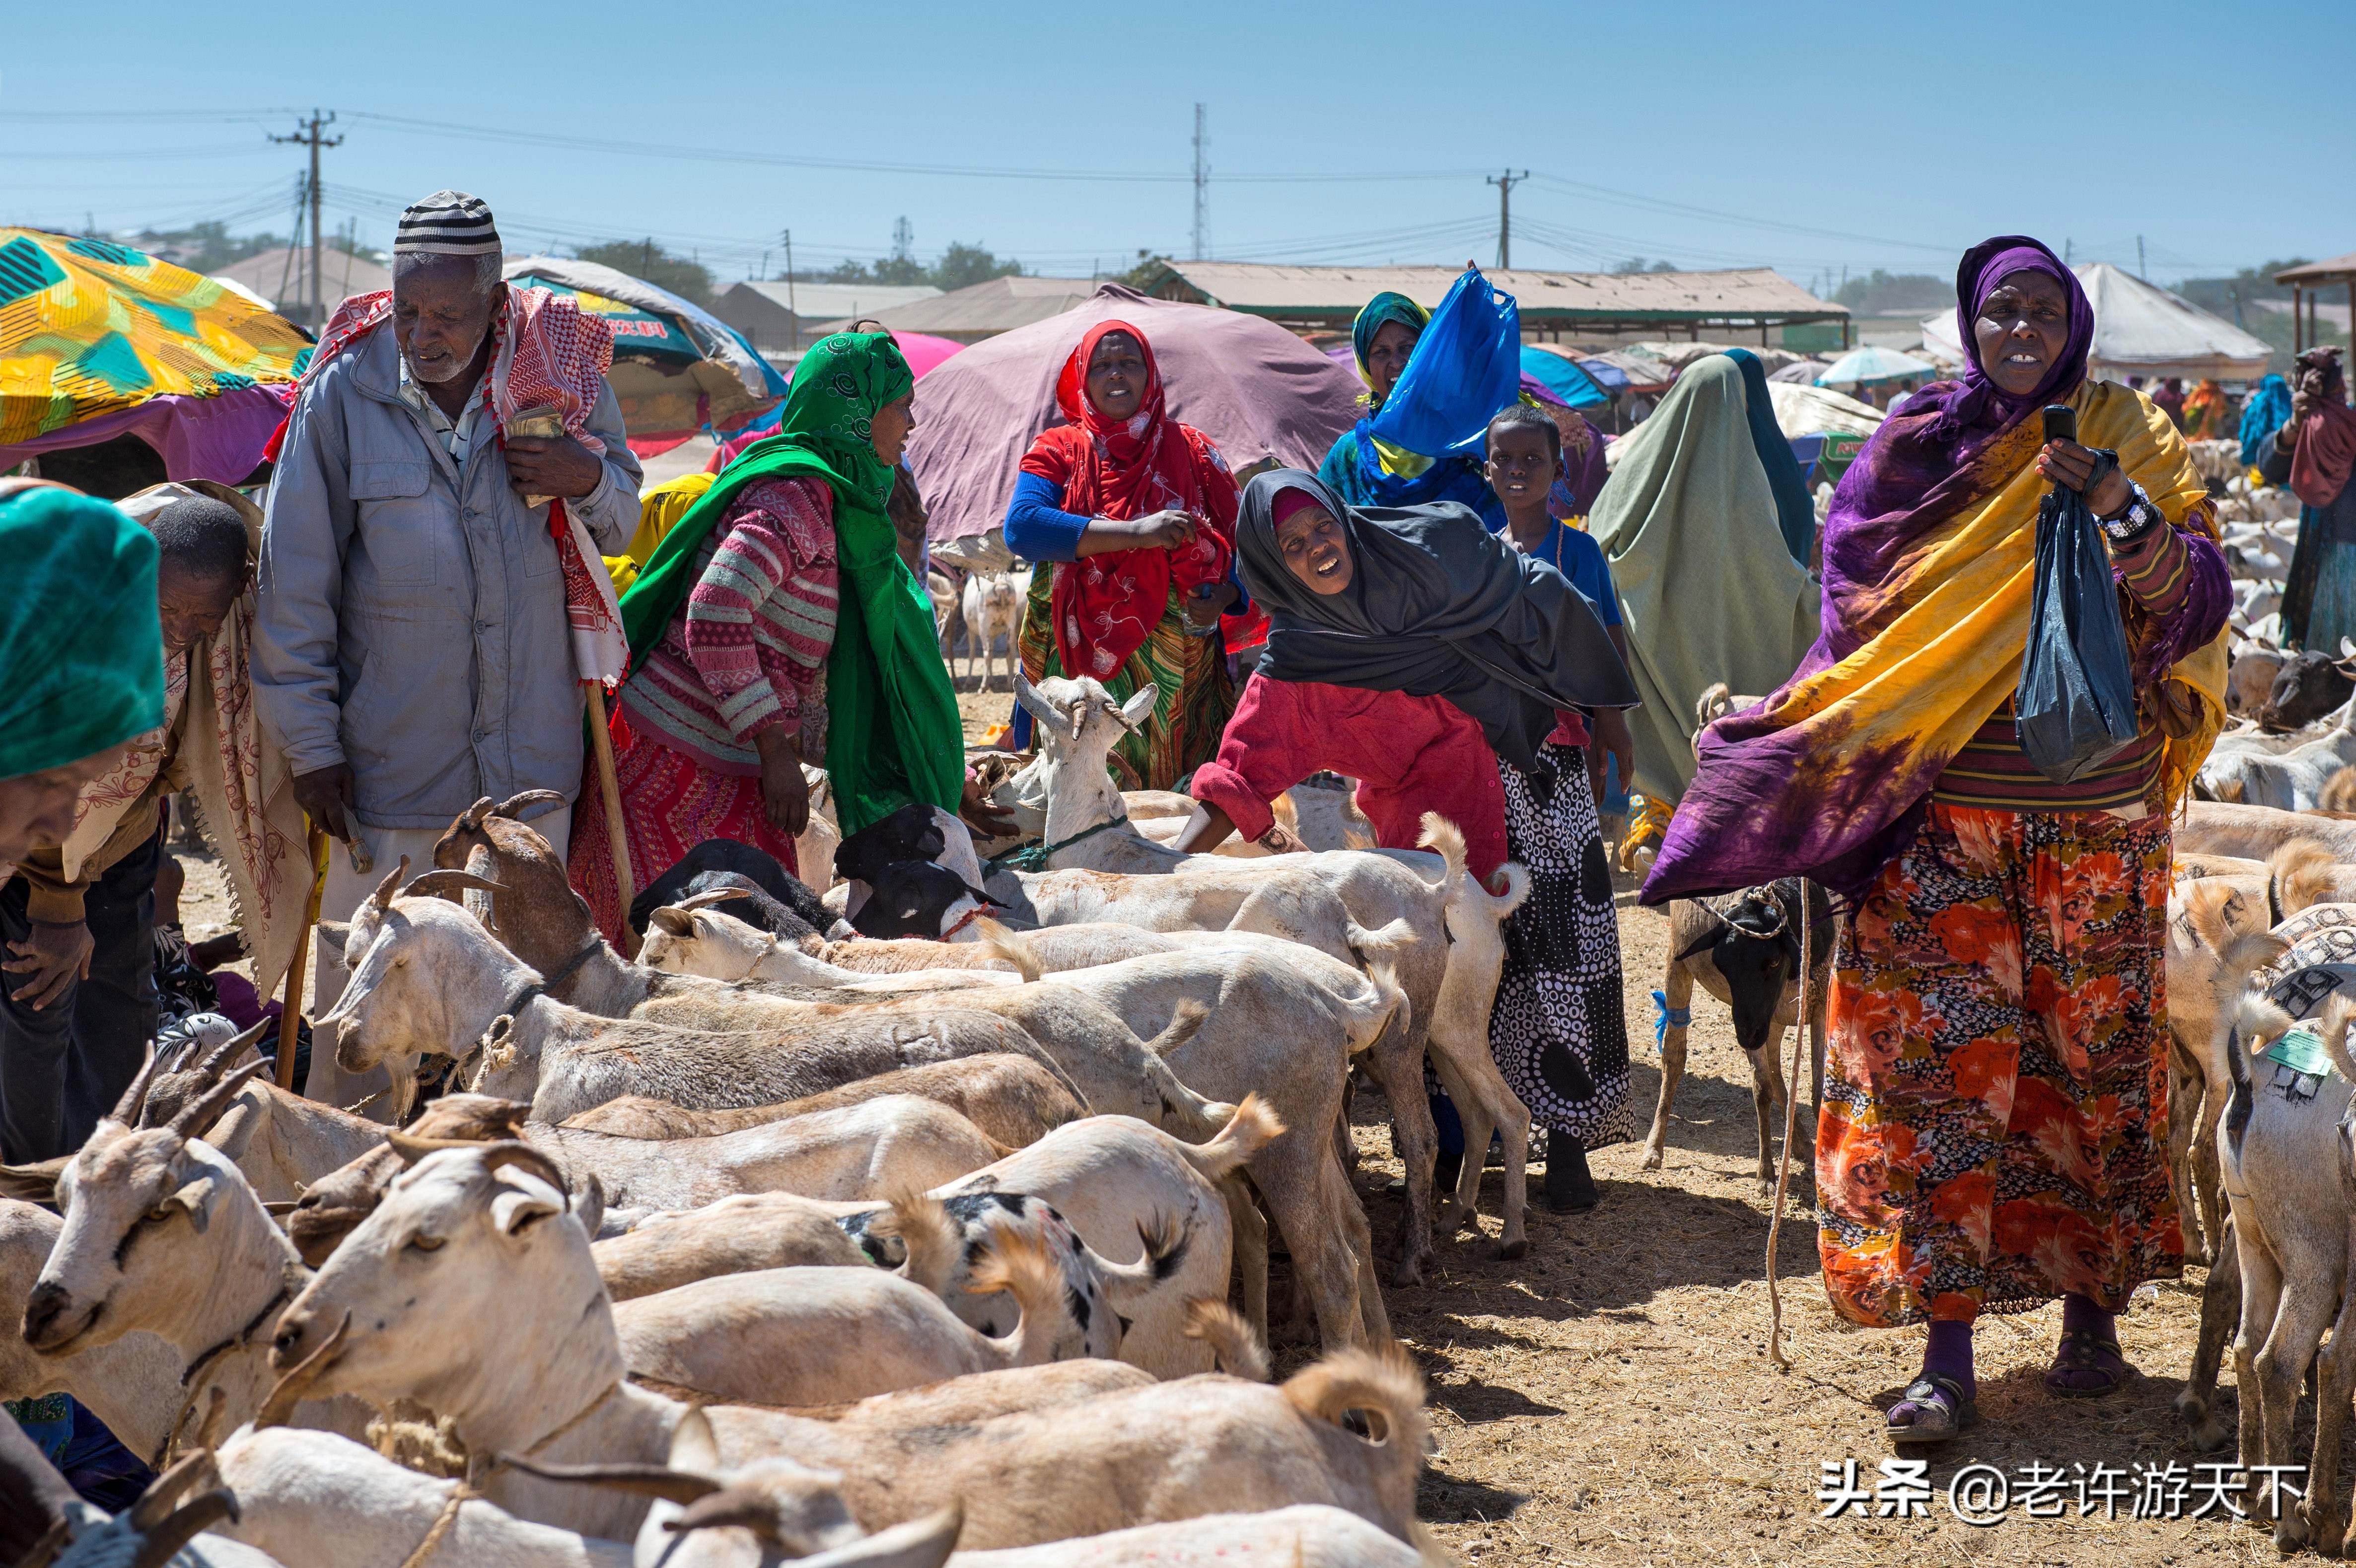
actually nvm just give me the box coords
[5,0,2350,292]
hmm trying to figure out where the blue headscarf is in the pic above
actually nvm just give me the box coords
[1334,270,1520,529]
[2241,373,2292,467]
[1724,349,1817,565]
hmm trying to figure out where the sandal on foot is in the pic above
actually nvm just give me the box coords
[1887,1375,1978,1444]
[2045,1329,2128,1399]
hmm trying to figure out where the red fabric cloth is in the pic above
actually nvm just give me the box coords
[2292,399,2356,509]
[1018,320,1238,680]
[566,708,802,944]
[1191,678,1508,879]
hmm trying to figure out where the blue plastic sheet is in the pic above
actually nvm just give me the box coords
[1366,268,1522,461]
[1520,346,1608,409]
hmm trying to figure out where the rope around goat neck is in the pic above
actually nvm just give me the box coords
[393,1381,622,1568]
[1764,882,1811,1372]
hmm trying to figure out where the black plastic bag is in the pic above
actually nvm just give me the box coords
[2015,464,2139,784]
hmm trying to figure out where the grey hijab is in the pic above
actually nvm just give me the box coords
[1236,470,1637,774]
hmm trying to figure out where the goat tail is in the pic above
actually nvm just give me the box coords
[1419,812,1528,922]
[878,1184,963,1300]
[2319,994,2356,1087]
[1281,1342,1427,1453]
[2268,839,2338,919]
[1414,813,1467,891]
[963,1226,1065,1358]
[1353,955,1414,1059]
[971,918,1043,983]
[1138,1002,1238,1138]
[1183,1297,1270,1382]
[1177,1093,1284,1183]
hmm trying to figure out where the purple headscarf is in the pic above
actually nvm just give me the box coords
[1640,237,2114,902]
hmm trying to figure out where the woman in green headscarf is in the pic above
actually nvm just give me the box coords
[567,333,963,939]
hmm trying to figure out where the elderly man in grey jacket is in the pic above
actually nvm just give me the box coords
[254,191,640,1105]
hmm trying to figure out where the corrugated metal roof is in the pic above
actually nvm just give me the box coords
[724,280,941,318]
[856,275,1101,338]
[1146,261,1845,325]
[2278,251,2356,285]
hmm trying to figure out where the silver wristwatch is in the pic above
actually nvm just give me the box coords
[2097,481,2160,543]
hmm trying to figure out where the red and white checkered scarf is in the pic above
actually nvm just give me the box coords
[279,285,630,685]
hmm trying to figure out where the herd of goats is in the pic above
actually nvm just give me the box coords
[24,440,2356,1563]
[0,671,1544,1568]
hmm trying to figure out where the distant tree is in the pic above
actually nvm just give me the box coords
[2173,260,2309,322]
[1114,249,1172,288]
[135,220,281,273]
[931,241,1024,292]
[572,238,714,306]
[1612,257,1680,275]
[1831,269,1950,315]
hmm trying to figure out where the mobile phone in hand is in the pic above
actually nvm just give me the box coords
[2042,405,2076,443]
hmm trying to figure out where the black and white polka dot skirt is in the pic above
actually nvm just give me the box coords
[1486,744,1633,1149]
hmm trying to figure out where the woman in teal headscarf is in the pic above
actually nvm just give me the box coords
[0,480,164,868]
[568,333,963,937]
[1317,276,1516,530]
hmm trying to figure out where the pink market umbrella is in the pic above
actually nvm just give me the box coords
[908,283,1362,550]
[892,330,964,380]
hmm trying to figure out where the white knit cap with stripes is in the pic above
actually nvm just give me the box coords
[394,190,500,255]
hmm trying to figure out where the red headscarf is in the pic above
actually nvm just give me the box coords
[1019,320,1238,679]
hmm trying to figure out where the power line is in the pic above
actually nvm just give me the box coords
[1191,104,1208,261]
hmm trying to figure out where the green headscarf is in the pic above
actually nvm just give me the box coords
[616,333,961,836]
[0,487,164,781]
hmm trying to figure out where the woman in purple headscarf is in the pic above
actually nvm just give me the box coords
[1645,238,2230,1444]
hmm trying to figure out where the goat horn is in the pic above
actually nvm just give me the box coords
[193,1385,230,1455]
[196,1017,274,1081]
[670,889,746,914]
[648,906,695,936]
[500,1454,722,1503]
[256,1314,347,1428]
[480,1140,569,1202]
[494,789,567,819]
[457,795,497,831]
[169,1059,269,1140]
[369,856,412,912]
[127,1450,221,1530]
[401,869,511,902]
[666,1488,789,1539]
[108,1043,160,1126]
[128,1489,239,1568]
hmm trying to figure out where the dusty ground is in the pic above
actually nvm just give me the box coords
[167,689,2293,1564]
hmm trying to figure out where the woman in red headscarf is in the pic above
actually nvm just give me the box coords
[1004,320,1244,788]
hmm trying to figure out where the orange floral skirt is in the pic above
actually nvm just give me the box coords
[1816,802,2182,1327]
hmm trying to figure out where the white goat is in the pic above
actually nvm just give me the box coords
[960,570,1025,692]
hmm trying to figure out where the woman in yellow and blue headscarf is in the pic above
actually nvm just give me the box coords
[1317,278,1514,531]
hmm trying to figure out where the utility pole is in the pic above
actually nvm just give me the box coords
[2137,234,2146,279]
[1486,170,1527,270]
[1191,104,1209,262]
[271,111,341,327]
[783,229,798,353]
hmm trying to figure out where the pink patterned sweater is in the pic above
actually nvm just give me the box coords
[618,477,840,777]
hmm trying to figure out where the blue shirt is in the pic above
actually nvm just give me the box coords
[1509,519,1621,626]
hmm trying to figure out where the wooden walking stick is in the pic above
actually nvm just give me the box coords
[584,681,638,958]
[276,827,329,1092]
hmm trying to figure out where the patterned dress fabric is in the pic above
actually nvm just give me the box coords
[571,478,835,943]
[1816,802,2181,1326]
[1485,746,1633,1148]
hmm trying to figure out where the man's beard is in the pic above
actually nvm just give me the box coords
[405,330,487,385]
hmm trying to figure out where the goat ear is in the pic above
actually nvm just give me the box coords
[1011,671,1070,739]
[809,1502,962,1568]
[649,906,694,937]
[573,1172,604,1239]
[315,919,352,957]
[166,1174,220,1232]
[492,1185,561,1235]
[0,1156,67,1205]
[1116,684,1159,730]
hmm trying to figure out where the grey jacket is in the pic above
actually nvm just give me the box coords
[253,326,642,829]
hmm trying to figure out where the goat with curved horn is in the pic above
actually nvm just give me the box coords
[457,796,497,832]
[401,869,512,903]
[494,789,568,819]
[107,1044,160,1127]
[256,1313,347,1427]
[499,1453,722,1503]
[168,1059,271,1140]
[368,856,412,913]
[480,1139,570,1204]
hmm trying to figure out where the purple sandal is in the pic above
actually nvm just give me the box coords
[1887,1374,1979,1444]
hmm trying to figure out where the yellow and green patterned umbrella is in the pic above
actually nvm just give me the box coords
[0,228,308,451]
